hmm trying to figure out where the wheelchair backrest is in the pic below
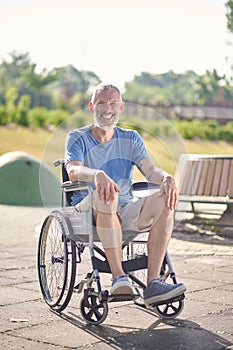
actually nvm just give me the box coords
[54,159,73,206]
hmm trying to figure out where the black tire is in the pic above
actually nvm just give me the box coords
[80,291,108,325]
[153,299,184,319]
[37,212,76,311]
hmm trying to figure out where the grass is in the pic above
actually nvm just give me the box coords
[1,125,233,179]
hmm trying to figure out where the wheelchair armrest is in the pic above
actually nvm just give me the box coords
[61,181,90,192]
[132,181,160,191]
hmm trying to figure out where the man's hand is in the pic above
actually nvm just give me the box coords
[95,171,120,204]
[159,175,178,210]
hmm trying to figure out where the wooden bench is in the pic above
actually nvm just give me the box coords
[175,154,233,223]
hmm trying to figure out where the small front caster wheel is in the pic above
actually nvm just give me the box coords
[80,291,108,325]
[153,299,184,319]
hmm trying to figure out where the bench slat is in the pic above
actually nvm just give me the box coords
[179,161,192,195]
[211,158,223,196]
[219,159,230,196]
[197,160,209,195]
[203,159,215,196]
[228,159,233,197]
[191,160,203,195]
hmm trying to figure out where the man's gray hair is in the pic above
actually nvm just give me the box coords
[91,82,121,103]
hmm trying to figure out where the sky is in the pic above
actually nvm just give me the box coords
[0,0,232,89]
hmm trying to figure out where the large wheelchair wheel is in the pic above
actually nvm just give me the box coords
[37,212,76,311]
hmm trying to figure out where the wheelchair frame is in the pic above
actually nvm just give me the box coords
[37,160,185,325]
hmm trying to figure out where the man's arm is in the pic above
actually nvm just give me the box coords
[138,158,178,210]
[66,160,120,203]
[138,158,166,185]
[66,160,99,183]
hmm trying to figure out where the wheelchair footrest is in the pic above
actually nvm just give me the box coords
[108,293,140,302]
[149,293,185,307]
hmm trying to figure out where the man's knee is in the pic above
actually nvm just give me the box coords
[139,192,174,234]
[93,190,118,214]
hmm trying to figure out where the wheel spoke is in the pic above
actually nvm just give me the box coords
[86,309,94,319]
[163,304,169,315]
[171,304,178,313]
[94,309,102,321]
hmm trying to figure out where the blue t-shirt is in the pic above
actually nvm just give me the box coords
[65,125,149,206]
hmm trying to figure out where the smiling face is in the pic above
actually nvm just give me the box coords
[89,87,124,131]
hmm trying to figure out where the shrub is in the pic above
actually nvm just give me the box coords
[217,122,233,142]
[172,118,233,142]
[48,109,69,127]
[28,107,48,127]
[0,105,7,125]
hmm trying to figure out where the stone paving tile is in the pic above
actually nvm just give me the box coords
[192,309,233,342]
[1,334,61,350]
[0,268,38,285]
[179,298,228,319]
[71,324,233,350]
[217,264,233,272]
[0,286,39,306]
[179,276,225,293]
[8,318,108,349]
[0,275,15,287]
[0,258,35,270]
[179,268,233,284]
[188,287,233,307]
[217,283,233,292]
[0,301,56,333]
[181,255,233,267]
[15,281,40,292]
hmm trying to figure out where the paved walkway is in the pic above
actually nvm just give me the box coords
[0,205,233,349]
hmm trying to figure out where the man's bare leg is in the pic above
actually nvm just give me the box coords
[96,212,125,277]
[146,208,172,283]
[137,192,186,305]
[137,192,173,283]
[96,211,133,294]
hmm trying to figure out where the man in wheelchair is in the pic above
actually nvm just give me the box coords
[65,82,186,306]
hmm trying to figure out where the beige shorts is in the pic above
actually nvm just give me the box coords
[118,198,150,233]
[75,194,147,233]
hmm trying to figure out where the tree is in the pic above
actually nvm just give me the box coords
[24,64,58,107]
[226,0,233,32]
[51,65,100,111]
[0,51,58,109]
[225,0,233,80]
[195,70,227,105]
[0,51,32,104]
[124,71,207,106]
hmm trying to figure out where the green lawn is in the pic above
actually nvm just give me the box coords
[1,126,233,179]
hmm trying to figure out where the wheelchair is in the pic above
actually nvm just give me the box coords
[37,160,185,325]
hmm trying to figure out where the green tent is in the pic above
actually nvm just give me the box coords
[0,151,61,207]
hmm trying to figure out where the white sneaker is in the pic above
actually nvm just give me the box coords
[110,275,134,295]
